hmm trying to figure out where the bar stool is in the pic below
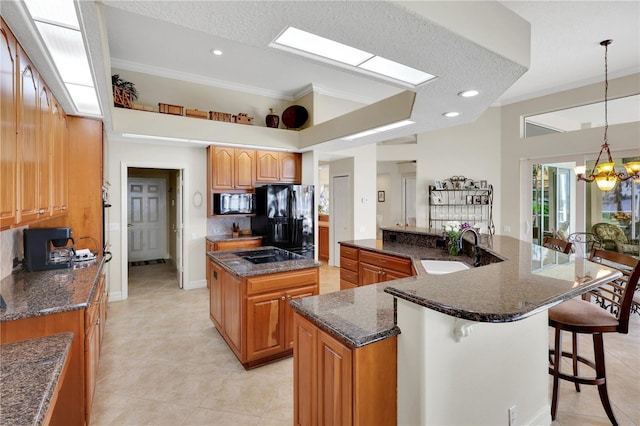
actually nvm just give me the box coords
[542,236,572,254]
[548,248,640,424]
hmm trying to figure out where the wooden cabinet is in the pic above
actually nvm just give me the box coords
[339,244,414,289]
[0,18,18,229]
[213,238,261,251]
[256,150,302,184]
[208,261,319,368]
[0,272,107,426]
[293,312,397,426]
[0,20,74,231]
[319,223,329,262]
[208,146,255,190]
[17,45,40,224]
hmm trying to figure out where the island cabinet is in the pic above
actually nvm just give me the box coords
[255,150,302,184]
[293,312,397,426]
[340,244,415,290]
[206,238,262,288]
[208,259,319,368]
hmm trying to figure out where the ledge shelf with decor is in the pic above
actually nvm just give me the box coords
[429,176,495,235]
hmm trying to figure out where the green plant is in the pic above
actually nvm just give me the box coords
[111,74,138,100]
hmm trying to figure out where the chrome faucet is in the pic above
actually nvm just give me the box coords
[458,228,481,267]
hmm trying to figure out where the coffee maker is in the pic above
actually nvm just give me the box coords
[24,227,76,271]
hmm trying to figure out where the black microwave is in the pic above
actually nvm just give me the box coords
[213,193,256,215]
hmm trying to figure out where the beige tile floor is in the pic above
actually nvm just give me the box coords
[92,261,639,425]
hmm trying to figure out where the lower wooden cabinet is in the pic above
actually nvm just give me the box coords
[208,257,319,368]
[340,243,414,289]
[206,238,261,288]
[293,312,397,426]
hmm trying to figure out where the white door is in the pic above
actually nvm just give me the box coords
[175,171,184,287]
[332,175,352,267]
[128,177,167,262]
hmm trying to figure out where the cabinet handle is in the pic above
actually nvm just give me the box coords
[95,318,100,325]
[61,205,67,211]
[281,296,286,301]
[38,209,45,214]
[287,295,292,299]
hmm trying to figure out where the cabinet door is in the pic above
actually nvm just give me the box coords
[293,312,318,426]
[0,21,18,229]
[359,263,383,286]
[211,147,235,190]
[223,272,242,356]
[37,83,52,217]
[246,291,286,361]
[279,152,301,183]
[318,330,353,426]
[51,100,68,215]
[209,260,224,329]
[318,226,329,261]
[17,46,39,223]
[256,150,279,182]
[234,148,255,189]
[84,320,99,425]
[284,285,318,350]
[382,269,411,282]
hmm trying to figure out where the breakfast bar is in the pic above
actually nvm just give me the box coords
[290,231,621,425]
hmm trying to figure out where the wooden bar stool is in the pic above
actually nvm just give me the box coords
[542,236,572,254]
[548,248,640,424]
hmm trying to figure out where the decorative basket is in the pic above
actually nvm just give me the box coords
[113,85,133,108]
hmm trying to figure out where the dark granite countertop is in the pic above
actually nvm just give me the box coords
[206,234,262,243]
[0,258,105,322]
[290,233,621,349]
[1,332,73,426]
[207,246,320,277]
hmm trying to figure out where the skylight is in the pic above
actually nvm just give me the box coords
[24,0,102,116]
[272,27,436,87]
[343,120,415,140]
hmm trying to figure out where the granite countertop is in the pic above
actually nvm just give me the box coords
[289,233,621,349]
[207,246,321,277]
[206,234,262,243]
[0,258,105,322]
[1,332,73,426]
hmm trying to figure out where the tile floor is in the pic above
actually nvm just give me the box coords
[91,262,639,425]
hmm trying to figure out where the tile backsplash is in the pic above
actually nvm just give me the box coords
[1,227,25,279]
[207,217,251,236]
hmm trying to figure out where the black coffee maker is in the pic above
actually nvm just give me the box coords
[24,227,76,271]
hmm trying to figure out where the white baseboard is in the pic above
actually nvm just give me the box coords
[184,279,206,290]
[526,404,552,426]
[108,291,125,301]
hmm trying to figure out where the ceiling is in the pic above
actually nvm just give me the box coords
[3,1,639,149]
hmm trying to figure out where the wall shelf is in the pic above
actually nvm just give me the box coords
[429,178,494,235]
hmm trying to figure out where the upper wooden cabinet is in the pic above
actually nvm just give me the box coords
[208,146,256,190]
[256,150,301,184]
[51,100,68,216]
[1,19,18,229]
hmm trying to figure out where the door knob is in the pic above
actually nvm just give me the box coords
[127,224,133,227]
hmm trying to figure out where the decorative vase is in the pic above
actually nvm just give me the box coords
[265,108,279,128]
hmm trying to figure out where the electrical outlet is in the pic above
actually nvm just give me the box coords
[509,405,516,426]
[504,225,511,233]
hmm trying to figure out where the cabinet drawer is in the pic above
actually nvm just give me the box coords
[215,239,261,251]
[340,245,358,260]
[359,249,412,275]
[247,268,318,295]
[340,268,358,284]
[340,257,358,272]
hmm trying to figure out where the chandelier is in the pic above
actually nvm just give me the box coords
[574,39,640,191]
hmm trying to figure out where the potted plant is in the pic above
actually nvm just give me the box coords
[111,74,138,108]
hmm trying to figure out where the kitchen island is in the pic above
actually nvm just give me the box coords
[206,246,320,368]
[290,230,621,425]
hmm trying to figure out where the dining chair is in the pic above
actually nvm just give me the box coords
[567,232,602,258]
[548,248,640,424]
[542,236,572,254]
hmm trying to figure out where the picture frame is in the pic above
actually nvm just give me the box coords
[378,190,385,202]
[480,180,488,189]
[482,195,489,205]
[434,180,444,190]
[431,193,443,204]
[466,195,474,205]
[474,195,482,205]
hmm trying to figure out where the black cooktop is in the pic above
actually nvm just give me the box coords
[235,248,303,264]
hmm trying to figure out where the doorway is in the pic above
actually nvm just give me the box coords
[402,174,416,227]
[531,163,575,244]
[332,175,351,267]
[121,164,186,300]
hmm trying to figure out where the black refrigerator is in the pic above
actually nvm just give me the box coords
[251,185,315,258]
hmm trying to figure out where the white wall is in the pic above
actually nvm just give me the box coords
[105,138,208,300]
[378,107,502,231]
[501,73,640,239]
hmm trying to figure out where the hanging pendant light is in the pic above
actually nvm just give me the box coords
[574,39,640,191]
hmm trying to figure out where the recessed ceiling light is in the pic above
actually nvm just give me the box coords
[458,90,479,97]
[210,49,223,56]
[443,112,460,118]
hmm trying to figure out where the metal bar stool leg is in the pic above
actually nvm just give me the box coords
[551,327,563,420]
[571,332,580,392]
[593,333,618,426]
